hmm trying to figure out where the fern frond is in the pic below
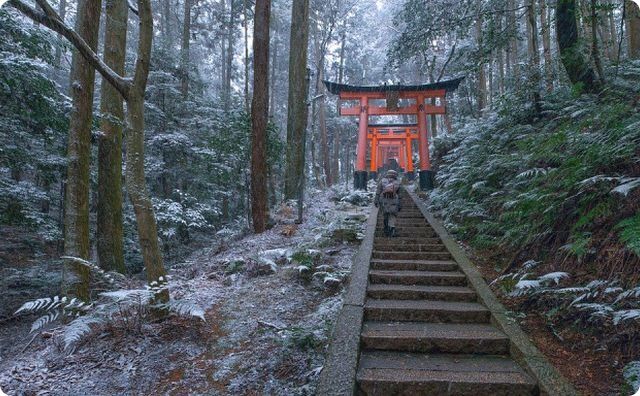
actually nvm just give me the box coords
[159,300,206,321]
[100,289,154,303]
[62,256,117,284]
[15,296,84,315]
[31,311,60,333]
[613,309,640,325]
[616,214,640,256]
[63,315,105,350]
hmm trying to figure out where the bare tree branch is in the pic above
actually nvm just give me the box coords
[127,0,140,16]
[9,0,132,100]
[437,41,457,82]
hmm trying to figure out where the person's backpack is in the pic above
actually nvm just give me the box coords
[382,181,399,199]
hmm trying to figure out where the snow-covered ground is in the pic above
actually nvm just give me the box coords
[0,187,372,395]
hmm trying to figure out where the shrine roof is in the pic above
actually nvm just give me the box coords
[323,76,464,95]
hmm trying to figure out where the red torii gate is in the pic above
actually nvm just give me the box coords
[324,78,463,190]
[368,125,418,175]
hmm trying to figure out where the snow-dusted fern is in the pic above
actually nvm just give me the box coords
[14,260,206,351]
[14,296,91,333]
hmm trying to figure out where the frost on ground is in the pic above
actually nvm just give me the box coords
[0,187,372,395]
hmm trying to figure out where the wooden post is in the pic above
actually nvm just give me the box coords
[405,128,414,177]
[355,96,368,189]
[417,95,434,189]
[370,130,378,180]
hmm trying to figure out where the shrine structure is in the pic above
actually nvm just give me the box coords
[324,77,463,190]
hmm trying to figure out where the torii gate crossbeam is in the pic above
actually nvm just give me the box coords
[324,77,463,190]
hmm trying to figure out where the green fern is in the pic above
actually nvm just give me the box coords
[616,214,640,256]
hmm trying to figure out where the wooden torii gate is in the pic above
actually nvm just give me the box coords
[324,78,463,190]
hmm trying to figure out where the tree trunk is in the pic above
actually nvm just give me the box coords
[628,0,640,59]
[224,0,236,112]
[556,0,600,91]
[540,0,554,91]
[163,0,171,50]
[527,0,542,112]
[269,29,278,118]
[338,30,346,84]
[97,0,127,274]
[126,0,168,299]
[317,63,331,186]
[284,0,311,200]
[475,0,486,115]
[591,0,606,82]
[508,0,520,82]
[243,0,250,111]
[54,0,66,67]
[251,0,271,233]
[180,0,192,98]
[608,4,619,60]
[65,0,102,300]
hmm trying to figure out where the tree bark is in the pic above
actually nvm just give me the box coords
[527,0,542,112]
[317,63,331,186]
[163,0,171,50]
[127,0,169,298]
[251,0,271,233]
[269,29,278,118]
[556,0,600,92]
[54,0,66,67]
[540,0,554,91]
[224,0,237,112]
[65,0,102,300]
[97,0,127,274]
[284,0,310,200]
[243,0,250,111]
[628,0,640,59]
[475,0,486,115]
[508,0,520,82]
[590,0,606,82]
[180,0,192,98]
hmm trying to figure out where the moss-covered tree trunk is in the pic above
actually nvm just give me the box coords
[251,0,271,233]
[127,0,168,299]
[628,0,640,59]
[65,0,101,300]
[97,0,127,274]
[284,0,310,200]
[556,0,600,92]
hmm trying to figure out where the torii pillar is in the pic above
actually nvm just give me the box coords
[354,96,369,190]
[417,96,434,189]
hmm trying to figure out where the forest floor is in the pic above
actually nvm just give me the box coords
[0,187,372,396]
[452,233,623,396]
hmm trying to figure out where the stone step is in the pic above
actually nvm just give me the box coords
[373,244,448,252]
[369,270,467,287]
[367,284,476,301]
[361,322,510,354]
[374,237,442,245]
[364,299,490,323]
[372,251,452,261]
[376,224,435,230]
[374,230,438,237]
[370,259,458,271]
[357,351,538,396]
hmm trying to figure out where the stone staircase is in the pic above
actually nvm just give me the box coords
[356,190,539,395]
